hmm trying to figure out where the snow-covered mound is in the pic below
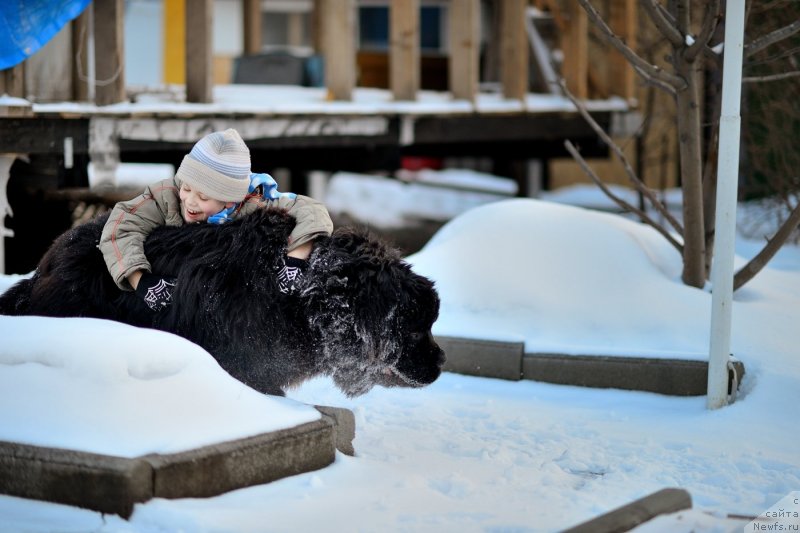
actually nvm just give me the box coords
[408,198,799,363]
[0,316,320,458]
[325,170,516,228]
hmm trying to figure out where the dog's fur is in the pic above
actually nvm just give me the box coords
[0,209,445,397]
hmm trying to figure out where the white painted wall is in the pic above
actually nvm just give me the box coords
[124,0,243,86]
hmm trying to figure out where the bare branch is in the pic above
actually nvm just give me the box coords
[639,0,683,47]
[702,44,723,69]
[745,19,800,58]
[733,201,800,290]
[565,140,685,254]
[686,0,721,62]
[743,70,800,83]
[577,0,686,91]
[559,78,685,236]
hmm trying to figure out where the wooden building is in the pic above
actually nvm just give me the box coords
[0,0,642,273]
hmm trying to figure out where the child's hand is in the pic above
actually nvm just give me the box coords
[136,273,177,311]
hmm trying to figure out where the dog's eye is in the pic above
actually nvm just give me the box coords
[408,332,425,342]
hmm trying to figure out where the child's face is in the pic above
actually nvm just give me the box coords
[179,184,233,223]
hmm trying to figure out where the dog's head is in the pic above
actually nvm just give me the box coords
[304,228,445,397]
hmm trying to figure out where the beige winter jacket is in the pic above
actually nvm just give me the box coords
[99,176,334,290]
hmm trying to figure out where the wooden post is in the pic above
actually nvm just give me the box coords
[562,0,588,99]
[609,0,637,100]
[390,0,419,101]
[71,6,91,101]
[449,0,479,102]
[311,0,324,52]
[0,155,16,275]
[320,0,355,101]
[243,0,262,55]
[186,0,213,103]
[500,0,528,100]
[0,64,25,98]
[163,0,186,84]
[93,0,125,106]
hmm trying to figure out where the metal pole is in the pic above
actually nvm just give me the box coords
[707,0,746,409]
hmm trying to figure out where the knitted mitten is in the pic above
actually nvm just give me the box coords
[277,256,307,295]
[136,273,177,311]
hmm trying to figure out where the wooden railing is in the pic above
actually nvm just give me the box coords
[0,0,638,106]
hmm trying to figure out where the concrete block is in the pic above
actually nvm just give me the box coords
[436,336,523,381]
[0,404,355,516]
[523,354,745,397]
[563,487,692,532]
[144,418,335,500]
[0,441,152,518]
[316,405,356,456]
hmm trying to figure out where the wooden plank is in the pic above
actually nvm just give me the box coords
[390,0,419,101]
[93,0,126,106]
[186,0,213,103]
[0,64,25,98]
[562,0,588,99]
[609,0,637,100]
[163,0,185,84]
[320,0,355,101]
[71,7,91,101]
[448,0,479,102]
[0,118,90,154]
[288,13,304,47]
[564,489,692,532]
[500,0,528,100]
[311,0,324,52]
[243,0,262,55]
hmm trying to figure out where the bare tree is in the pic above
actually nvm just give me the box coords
[564,0,800,290]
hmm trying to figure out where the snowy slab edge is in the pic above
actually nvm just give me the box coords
[0,406,354,518]
[562,487,693,532]
[436,336,745,397]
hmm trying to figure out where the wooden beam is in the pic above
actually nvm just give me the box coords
[243,0,262,55]
[320,0,355,101]
[449,0,480,102]
[288,13,304,47]
[163,0,185,84]
[500,0,528,100]
[71,6,91,101]
[0,64,25,98]
[390,0,420,101]
[93,0,126,106]
[609,0,637,100]
[562,0,588,99]
[186,0,213,103]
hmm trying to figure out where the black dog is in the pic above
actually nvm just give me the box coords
[0,208,445,397]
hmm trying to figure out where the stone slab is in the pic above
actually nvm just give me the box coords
[523,354,745,396]
[563,487,692,532]
[0,441,152,518]
[436,336,523,381]
[144,418,335,500]
[437,335,745,397]
[0,405,355,518]
[316,405,356,456]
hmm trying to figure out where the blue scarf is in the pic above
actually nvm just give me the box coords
[208,173,297,224]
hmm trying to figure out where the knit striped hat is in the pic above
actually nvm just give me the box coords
[175,129,251,202]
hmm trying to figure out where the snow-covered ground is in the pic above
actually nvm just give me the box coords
[1,177,798,532]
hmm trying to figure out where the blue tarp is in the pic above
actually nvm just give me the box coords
[0,0,92,70]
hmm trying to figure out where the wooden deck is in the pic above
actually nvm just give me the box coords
[1,85,630,191]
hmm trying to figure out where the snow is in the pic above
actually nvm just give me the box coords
[0,316,320,458]
[325,170,516,228]
[1,178,799,532]
[31,84,630,117]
